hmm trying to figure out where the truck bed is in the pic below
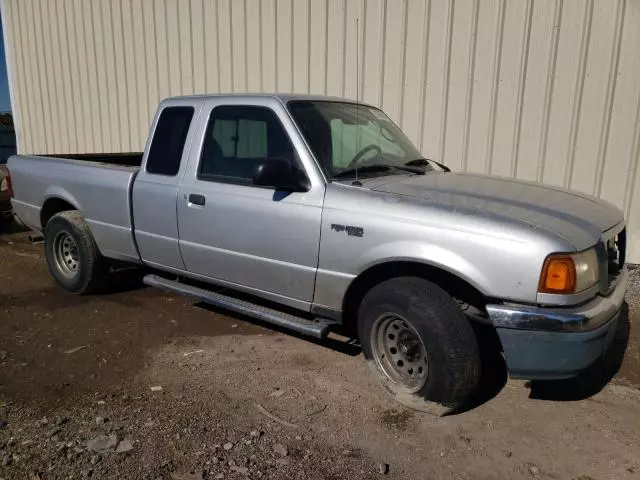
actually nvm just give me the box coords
[8,153,141,262]
[45,152,143,167]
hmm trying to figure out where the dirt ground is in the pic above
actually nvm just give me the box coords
[1,226,639,480]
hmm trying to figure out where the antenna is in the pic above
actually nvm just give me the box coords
[354,16,362,187]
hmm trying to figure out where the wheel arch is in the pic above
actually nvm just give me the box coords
[341,260,489,333]
[40,192,81,229]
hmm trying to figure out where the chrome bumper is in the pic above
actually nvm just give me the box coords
[486,267,629,333]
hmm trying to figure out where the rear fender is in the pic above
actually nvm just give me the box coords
[43,187,82,214]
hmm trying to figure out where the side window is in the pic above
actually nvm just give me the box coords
[199,105,294,183]
[146,106,194,176]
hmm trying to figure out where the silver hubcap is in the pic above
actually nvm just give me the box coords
[371,314,429,392]
[53,232,80,278]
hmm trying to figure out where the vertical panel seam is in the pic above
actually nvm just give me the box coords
[536,0,564,183]
[99,1,114,151]
[398,0,409,127]
[291,0,295,92]
[485,0,506,174]
[37,0,57,152]
[418,0,432,151]
[438,0,455,163]
[138,0,150,130]
[623,88,640,219]
[510,0,533,178]
[108,0,122,150]
[341,0,348,97]
[378,0,387,107]
[125,0,138,149]
[51,0,71,153]
[216,0,223,91]
[80,0,97,152]
[359,0,367,100]
[323,0,329,95]
[118,0,132,150]
[258,0,264,91]
[461,0,480,171]
[71,0,89,152]
[275,0,279,91]
[71,0,89,151]
[26,0,47,152]
[152,0,161,104]
[38,0,55,152]
[229,0,235,91]
[88,0,104,151]
[163,0,171,94]
[201,0,208,92]
[63,0,81,152]
[190,0,196,93]
[24,2,46,152]
[564,0,593,188]
[21,0,35,152]
[244,0,249,92]
[595,0,627,197]
[32,0,53,153]
[176,0,183,92]
[307,0,311,93]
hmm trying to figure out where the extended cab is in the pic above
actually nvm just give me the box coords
[8,95,628,414]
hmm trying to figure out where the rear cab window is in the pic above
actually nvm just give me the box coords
[146,106,195,176]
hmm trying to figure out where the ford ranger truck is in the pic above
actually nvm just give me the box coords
[7,94,628,414]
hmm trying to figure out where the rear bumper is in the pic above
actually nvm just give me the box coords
[486,268,628,380]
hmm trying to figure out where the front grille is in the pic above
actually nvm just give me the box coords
[606,227,626,289]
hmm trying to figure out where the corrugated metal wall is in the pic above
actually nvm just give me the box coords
[2,0,640,262]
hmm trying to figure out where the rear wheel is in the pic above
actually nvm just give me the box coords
[44,211,109,294]
[358,277,481,415]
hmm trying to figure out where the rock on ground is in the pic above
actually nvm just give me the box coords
[86,435,118,453]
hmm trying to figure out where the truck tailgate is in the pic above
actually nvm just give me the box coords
[8,155,140,262]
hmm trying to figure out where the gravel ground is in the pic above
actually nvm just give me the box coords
[1,227,639,480]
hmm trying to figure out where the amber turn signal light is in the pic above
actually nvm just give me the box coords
[538,255,576,294]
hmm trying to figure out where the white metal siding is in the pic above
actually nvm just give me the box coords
[2,0,640,262]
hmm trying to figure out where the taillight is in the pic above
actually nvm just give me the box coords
[6,171,13,198]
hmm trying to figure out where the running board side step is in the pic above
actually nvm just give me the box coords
[143,274,335,339]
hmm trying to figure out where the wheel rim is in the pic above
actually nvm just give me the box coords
[53,231,80,279]
[370,313,429,393]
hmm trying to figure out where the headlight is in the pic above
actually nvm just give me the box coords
[538,248,599,294]
[0,178,6,192]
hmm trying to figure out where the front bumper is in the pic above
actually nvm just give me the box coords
[486,268,628,380]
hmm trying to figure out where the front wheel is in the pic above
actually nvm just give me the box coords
[358,277,481,415]
[44,211,109,294]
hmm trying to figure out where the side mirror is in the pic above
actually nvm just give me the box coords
[253,158,310,192]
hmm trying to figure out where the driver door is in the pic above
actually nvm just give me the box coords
[177,101,324,309]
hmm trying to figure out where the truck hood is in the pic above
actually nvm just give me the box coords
[367,172,623,250]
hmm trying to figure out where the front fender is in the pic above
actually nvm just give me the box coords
[356,240,490,295]
[313,240,490,311]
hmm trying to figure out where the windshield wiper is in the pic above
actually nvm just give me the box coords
[333,164,392,179]
[334,164,425,179]
[405,158,450,172]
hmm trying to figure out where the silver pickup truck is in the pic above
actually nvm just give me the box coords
[8,94,628,413]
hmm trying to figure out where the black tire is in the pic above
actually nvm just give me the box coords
[358,277,481,414]
[44,210,109,294]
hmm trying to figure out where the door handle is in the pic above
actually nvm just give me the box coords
[188,193,206,206]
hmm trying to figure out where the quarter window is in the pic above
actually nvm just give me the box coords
[146,106,194,176]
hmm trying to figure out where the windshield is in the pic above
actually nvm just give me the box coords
[287,101,429,178]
